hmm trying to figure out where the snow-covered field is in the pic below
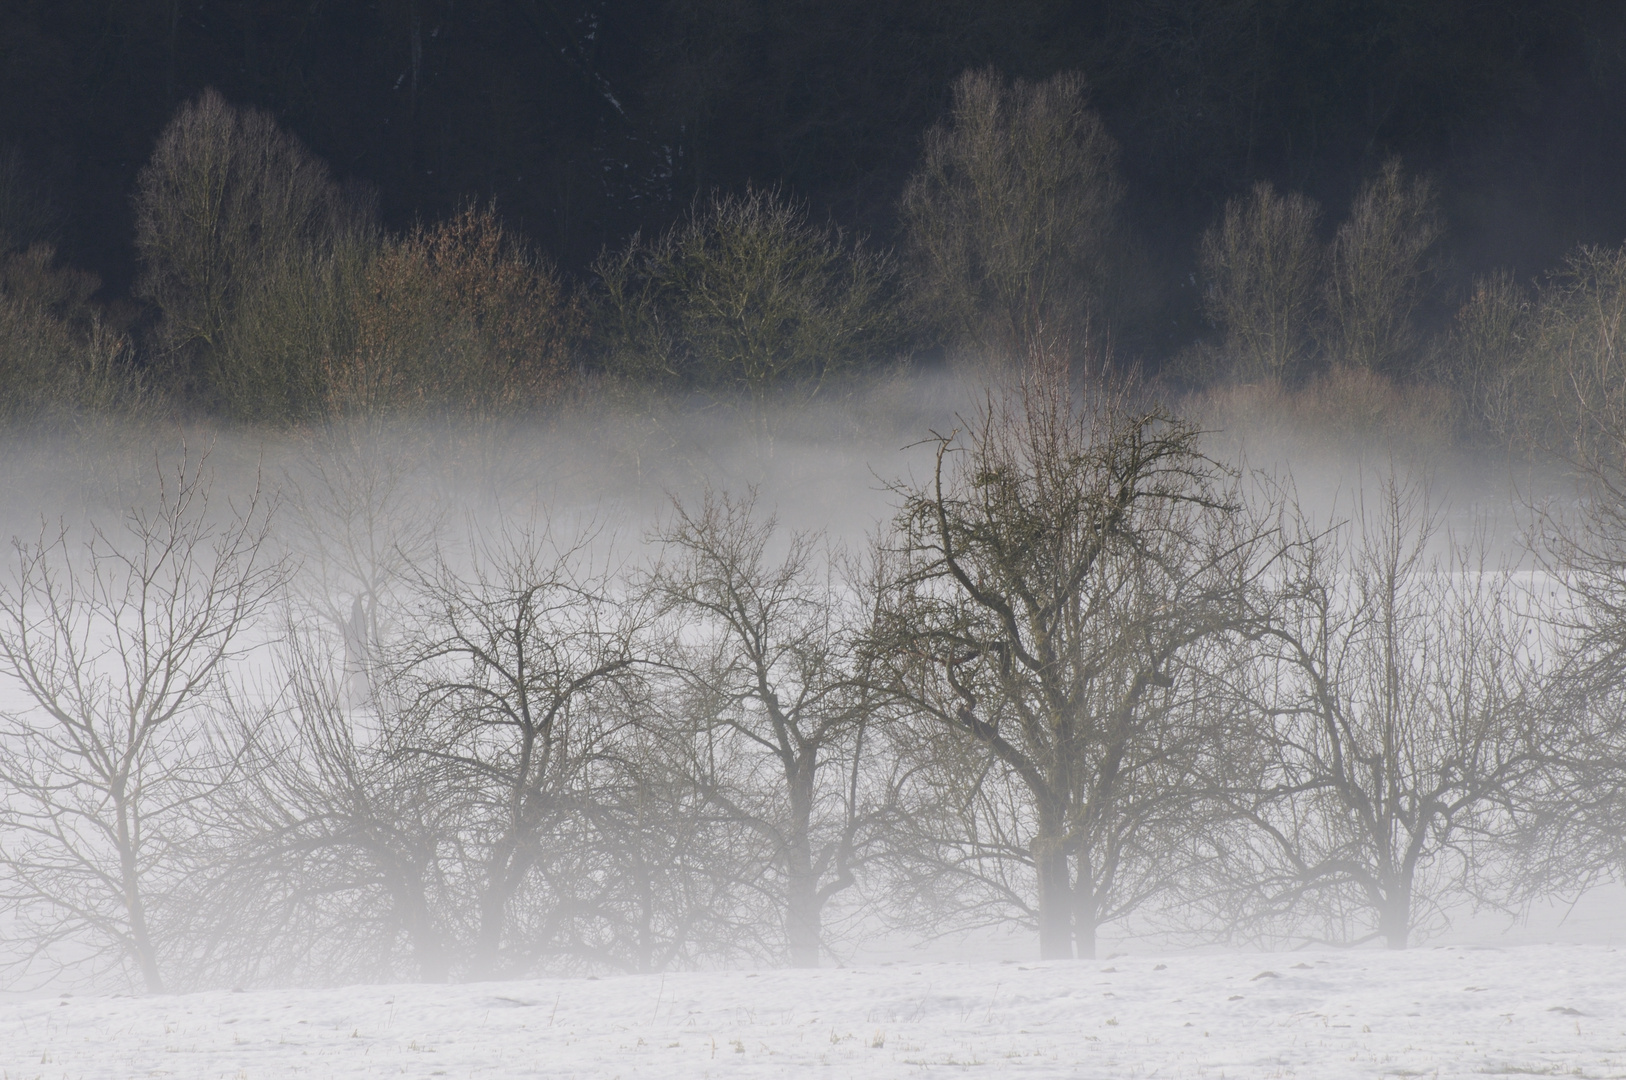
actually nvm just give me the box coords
[3,943,1621,1079]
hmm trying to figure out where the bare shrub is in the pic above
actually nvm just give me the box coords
[1288,365,1455,449]
[593,187,899,400]
[557,719,761,973]
[1322,159,1443,374]
[902,69,1122,366]
[0,244,143,420]
[202,622,457,986]
[1199,182,1323,383]
[1185,363,1457,462]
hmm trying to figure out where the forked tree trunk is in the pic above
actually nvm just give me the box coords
[123,863,165,993]
[1072,859,1098,960]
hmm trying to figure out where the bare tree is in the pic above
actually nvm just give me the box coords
[398,523,642,979]
[870,361,1269,959]
[278,425,445,710]
[1511,245,1626,457]
[593,186,901,402]
[217,462,749,981]
[651,492,893,967]
[157,430,462,988]
[1516,360,1626,905]
[1199,182,1324,383]
[198,620,456,986]
[1214,472,1541,948]
[134,88,375,418]
[1322,159,1443,374]
[0,454,281,991]
[1439,270,1535,441]
[902,69,1123,366]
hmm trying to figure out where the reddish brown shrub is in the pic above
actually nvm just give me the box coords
[335,203,581,418]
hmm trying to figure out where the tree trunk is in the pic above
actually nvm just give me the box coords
[785,756,821,967]
[474,847,516,978]
[1072,856,1097,960]
[390,869,447,982]
[116,795,165,993]
[785,865,822,967]
[124,867,165,993]
[1034,814,1073,960]
[1074,917,1097,960]
[1378,883,1411,950]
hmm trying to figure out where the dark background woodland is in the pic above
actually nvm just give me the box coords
[7,0,1626,358]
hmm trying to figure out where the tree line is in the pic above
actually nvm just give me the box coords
[4,352,1626,993]
[7,2,1619,303]
[0,67,1624,454]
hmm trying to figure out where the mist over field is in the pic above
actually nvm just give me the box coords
[0,371,1600,991]
[7,390,1626,1080]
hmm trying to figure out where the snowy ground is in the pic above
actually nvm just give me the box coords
[3,943,1622,1079]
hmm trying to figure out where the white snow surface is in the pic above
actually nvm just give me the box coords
[3,943,1621,1079]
